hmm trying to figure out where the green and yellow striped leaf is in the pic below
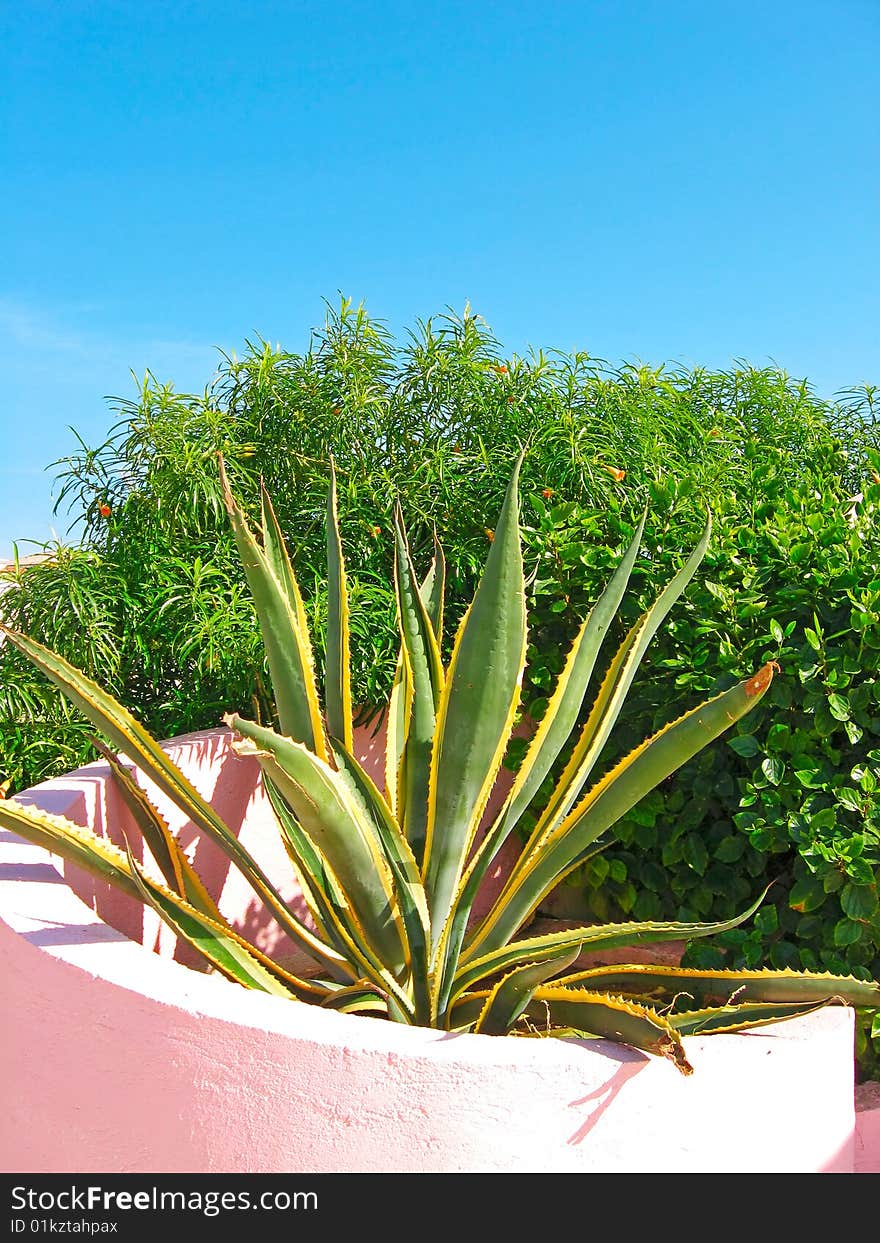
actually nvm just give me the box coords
[91,737,222,920]
[218,454,327,761]
[226,714,410,980]
[525,515,713,852]
[455,890,770,1002]
[470,664,777,958]
[527,987,694,1074]
[423,450,527,947]
[0,798,141,900]
[393,503,444,860]
[473,945,582,1036]
[0,624,336,966]
[325,460,354,751]
[125,845,328,1001]
[554,964,880,1010]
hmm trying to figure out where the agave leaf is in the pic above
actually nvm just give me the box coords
[527,987,694,1075]
[331,740,432,1022]
[226,713,410,979]
[0,798,141,900]
[261,772,366,968]
[526,515,713,849]
[431,514,649,1012]
[384,653,411,820]
[261,773,416,1016]
[0,625,333,962]
[420,528,446,644]
[385,532,446,818]
[494,508,648,848]
[454,890,770,1002]
[473,945,582,1036]
[325,460,354,751]
[124,844,328,1001]
[556,964,880,1010]
[423,450,528,946]
[319,984,391,1015]
[90,737,222,920]
[667,999,834,1037]
[471,664,777,958]
[393,503,444,860]
[218,455,328,761]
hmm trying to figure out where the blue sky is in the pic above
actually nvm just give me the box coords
[1,0,877,561]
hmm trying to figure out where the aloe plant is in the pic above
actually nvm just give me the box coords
[2,452,877,1075]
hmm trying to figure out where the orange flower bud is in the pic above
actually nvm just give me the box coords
[495,364,508,374]
[603,466,625,482]
[485,528,495,542]
[542,487,554,499]
[370,525,381,538]
[99,503,112,517]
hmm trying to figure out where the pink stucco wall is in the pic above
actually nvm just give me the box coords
[0,727,871,1174]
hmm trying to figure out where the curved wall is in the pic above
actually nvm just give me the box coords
[0,728,862,1173]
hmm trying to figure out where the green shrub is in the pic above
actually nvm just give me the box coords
[2,297,877,1073]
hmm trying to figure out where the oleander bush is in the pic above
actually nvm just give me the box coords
[1,296,878,1074]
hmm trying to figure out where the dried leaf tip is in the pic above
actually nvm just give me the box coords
[744,661,780,699]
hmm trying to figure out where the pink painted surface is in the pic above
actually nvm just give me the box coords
[855,1082,880,1174]
[0,727,867,1173]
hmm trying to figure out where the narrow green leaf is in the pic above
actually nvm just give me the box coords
[393,503,444,860]
[528,988,694,1074]
[325,460,353,751]
[0,624,333,964]
[125,845,326,1001]
[472,663,777,957]
[423,449,527,947]
[218,455,327,760]
[226,714,410,980]
[525,514,713,849]
[473,945,582,1035]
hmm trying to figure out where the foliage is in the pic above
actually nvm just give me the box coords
[4,459,878,1073]
[1,296,878,1074]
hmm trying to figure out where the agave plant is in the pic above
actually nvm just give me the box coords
[2,452,877,1076]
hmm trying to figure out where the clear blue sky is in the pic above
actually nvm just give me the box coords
[1,0,877,561]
